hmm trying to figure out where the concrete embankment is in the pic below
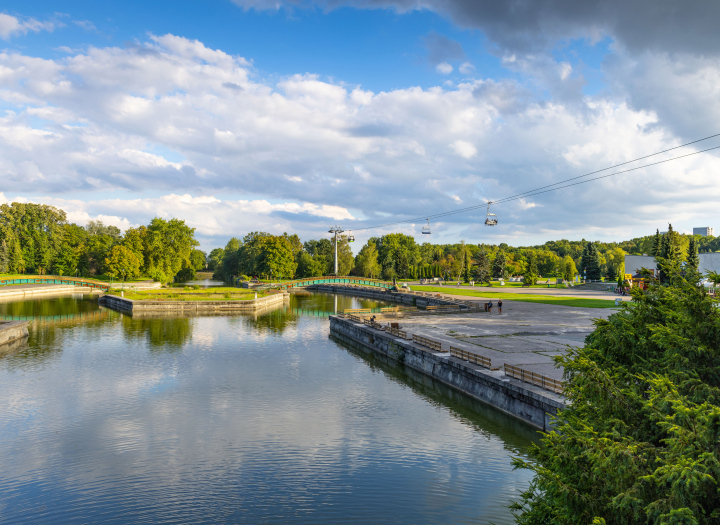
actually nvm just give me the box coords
[0,284,103,301]
[0,321,29,348]
[330,315,565,430]
[100,292,289,315]
[309,284,475,312]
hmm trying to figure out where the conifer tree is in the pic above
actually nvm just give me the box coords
[492,250,507,279]
[652,228,662,256]
[582,242,602,281]
[471,246,491,284]
[686,236,699,272]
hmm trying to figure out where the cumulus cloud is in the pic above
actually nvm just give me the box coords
[459,61,475,75]
[1,30,720,248]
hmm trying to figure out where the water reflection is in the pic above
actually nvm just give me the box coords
[0,293,535,524]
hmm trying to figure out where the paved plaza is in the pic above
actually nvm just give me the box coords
[392,300,615,381]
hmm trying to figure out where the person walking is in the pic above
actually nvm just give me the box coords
[487,300,493,314]
[498,299,503,314]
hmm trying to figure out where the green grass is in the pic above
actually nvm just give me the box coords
[412,285,618,309]
[121,287,268,302]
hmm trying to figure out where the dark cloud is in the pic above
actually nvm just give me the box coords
[421,31,465,65]
[235,0,720,56]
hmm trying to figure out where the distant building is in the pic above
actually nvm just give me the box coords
[693,227,714,237]
[624,253,720,278]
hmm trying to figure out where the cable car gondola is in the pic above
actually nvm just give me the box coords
[422,218,431,234]
[484,203,498,226]
[347,231,355,242]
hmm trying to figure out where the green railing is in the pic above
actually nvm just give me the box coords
[0,277,110,292]
[277,276,393,290]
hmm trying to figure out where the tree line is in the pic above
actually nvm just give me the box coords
[0,202,205,283]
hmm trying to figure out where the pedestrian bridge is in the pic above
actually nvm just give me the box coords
[277,276,393,290]
[0,277,110,292]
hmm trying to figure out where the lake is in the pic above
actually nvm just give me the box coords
[0,292,536,524]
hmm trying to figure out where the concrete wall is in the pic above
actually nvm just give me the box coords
[330,316,565,430]
[311,284,472,310]
[100,292,288,314]
[0,285,102,300]
[0,321,29,347]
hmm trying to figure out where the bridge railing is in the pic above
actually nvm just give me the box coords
[0,276,110,291]
[278,276,393,290]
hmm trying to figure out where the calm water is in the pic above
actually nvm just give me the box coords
[0,293,537,524]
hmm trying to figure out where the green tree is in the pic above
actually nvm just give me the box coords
[686,236,699,272]
[0,239,8,273]
[522,253,539,285]
[471,246,491,284]
[190,249,206,270]
[561,255,578,282]
[104,245,142,281]
[295,251,324,278]
[652,228,662,256]
[207,248,224,271]
[355,241,382,279]
[492,250,508,279]
[143,217,198,283]
[513,270,720,523]
[581,242,602,281]
[253,235,297,280]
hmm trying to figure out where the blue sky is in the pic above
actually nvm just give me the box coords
[1,1,719,251]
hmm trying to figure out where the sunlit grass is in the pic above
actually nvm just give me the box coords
[121,287,268,301]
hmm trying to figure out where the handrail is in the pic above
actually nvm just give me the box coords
[450,346,491,368]
[412,334,443,352]
[503,363,564,394]
[0,276,110,291]
[277,276,394,290]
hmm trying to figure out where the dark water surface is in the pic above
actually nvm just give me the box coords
[0,293,536,524]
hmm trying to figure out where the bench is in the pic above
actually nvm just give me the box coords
[412,334,443,352]
[521,283,531,288]
[449,346,491,369]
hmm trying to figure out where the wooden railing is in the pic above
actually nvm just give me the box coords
[343,308,372,314]
[363,318,384,330]
[387,327,408,339]
[449,346,491,368]
[426,304,459,311]
[412,334,443,352]
[503,364,564,394]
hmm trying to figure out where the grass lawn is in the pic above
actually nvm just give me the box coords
[120,287,268,301]
[412,285,618,309]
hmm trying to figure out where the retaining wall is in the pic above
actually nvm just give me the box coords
[0,285,102,300]
[310,284,471,310]
[100,292,289,314]
[330,315,565,430]
[0,321,29,347]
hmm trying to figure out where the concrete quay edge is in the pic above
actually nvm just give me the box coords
[329,314,565,431]
[0,285,102,300]
[0,320,29,347]
[99,292,289,313]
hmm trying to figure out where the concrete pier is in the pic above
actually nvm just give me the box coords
[330,315,565,430]
[100,292,289,315]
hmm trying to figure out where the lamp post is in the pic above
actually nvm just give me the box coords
[328,226,344,276]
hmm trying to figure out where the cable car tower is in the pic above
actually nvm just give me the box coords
[421,218,431,235]
[484,202,498,226]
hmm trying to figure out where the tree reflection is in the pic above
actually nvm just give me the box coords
[121,315,193,351]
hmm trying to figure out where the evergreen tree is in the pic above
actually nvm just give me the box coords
[686,236,699,272]
[581,242,602,281]
[513,270,720,523]
[492,250,507,279]
[463,249,470,282]
[471,246,491,284]
[652,228,662,256]
[0,239,7,274]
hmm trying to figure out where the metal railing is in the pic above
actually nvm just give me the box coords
[449,346,491,368]
[503,363,564,394]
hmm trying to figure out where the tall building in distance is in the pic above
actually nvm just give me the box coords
[693,227,715,237]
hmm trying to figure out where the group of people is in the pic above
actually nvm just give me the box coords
[486,299,503,314]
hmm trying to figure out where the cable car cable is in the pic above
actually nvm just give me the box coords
[350,132,720,232]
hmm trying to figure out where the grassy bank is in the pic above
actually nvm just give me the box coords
[121,287,269,302]
[412,285,618,309]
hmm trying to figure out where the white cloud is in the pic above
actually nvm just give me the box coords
[450,140,477,159]
[459,61,475,75]
[0,13,57,40]
[436,62,453,74]
[1,32,720,248]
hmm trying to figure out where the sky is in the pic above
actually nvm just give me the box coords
[1,0,720,252]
